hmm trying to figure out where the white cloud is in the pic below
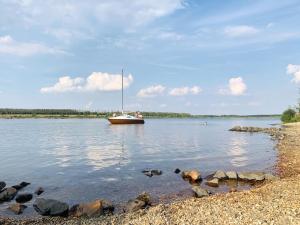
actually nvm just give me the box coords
[137,85,166,98]
[219,77,247,96]
[286,64,300,84]
[224,25,259,38]
[169,86,202,96]
[0,35,65,56]
[41,72,133,93]
[1,0,185,29]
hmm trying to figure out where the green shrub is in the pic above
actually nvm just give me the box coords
[281,109,296,123]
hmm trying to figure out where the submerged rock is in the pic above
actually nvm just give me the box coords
[182,170,202,182]
[0,187,17,202]
[0,181,6,191]
[213,170,227,180]
[238,172,265,182]
[206,178,219,187]
[69,200,103,217]
[35,187,44,196]
[12,182,30,191]
[16,193,33,203]
[226,171,238,180]
[192,186,209,198]
[142,169,163,177]
[8,203,27,215]
[33,198,69,217]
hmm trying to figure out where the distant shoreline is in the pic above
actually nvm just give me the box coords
[0,108,281,119]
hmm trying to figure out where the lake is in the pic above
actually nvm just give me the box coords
[0,118,279,217]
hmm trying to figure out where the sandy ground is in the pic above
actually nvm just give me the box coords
[1,123,300,225]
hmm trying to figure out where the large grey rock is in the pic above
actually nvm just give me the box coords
[0,181,6,191]
[8,203,27,215]
[16,193,33,203]
[33,198,69,216]
[192,186,209,198]
[206,178,219,187]
[238,172,265,181]
[226,171,238,180]
[0,187,17,202]
[213,170,227,180]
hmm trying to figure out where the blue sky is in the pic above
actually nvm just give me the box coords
[0,0,300,114]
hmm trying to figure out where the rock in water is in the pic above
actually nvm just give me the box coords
[12,182,30,191]
[35,187,44,196]
[0,181,6,191]
[238,172,265,182]
[0,187,17,202]
[8,203,27,215]
[182,170,202,182]
[174,168,181,174]
[206,178,219,187]
[192,186,209,198]
[213,170,227,180]
[69,200,103,217]
[226,171,238,180]
[101,199,114,214]
[33,198,69,217]
[16,193,33,203]
[151,170,162,176]
[125,199,146,212]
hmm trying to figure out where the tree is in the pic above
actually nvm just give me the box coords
[281,109,296,123]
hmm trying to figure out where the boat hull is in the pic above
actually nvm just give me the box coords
[108,118,145,124]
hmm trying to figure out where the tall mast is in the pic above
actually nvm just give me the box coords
[122,69,124,114]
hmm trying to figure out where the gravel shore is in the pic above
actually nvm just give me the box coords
[1,123,300,225]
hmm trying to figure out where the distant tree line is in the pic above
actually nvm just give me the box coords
[0,108,281,119]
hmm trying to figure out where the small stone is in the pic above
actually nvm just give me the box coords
[35,187,44,195]
[101,199,114,214]
[8,203,27,215]
[213,170,227,180]
[174,168,181,174]
[33,198,69,217]
[182,170,202,182]
[206,178,219,187]
[69,200,103,217]
[16,193,33,203]
[0,181,6,191]
[229,187,237,193]
[0,187,17,202]
[192,186,209,198]
[226,171,238,180]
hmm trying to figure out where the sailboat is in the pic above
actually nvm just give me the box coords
[108,69,145,124]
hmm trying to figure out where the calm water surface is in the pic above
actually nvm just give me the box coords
[0,118,279,217]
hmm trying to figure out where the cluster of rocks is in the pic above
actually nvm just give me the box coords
[177,169,279,198]
[0,181,44,215]
[229,126,285,140]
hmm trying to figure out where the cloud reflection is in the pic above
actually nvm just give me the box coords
[228,135,248,167]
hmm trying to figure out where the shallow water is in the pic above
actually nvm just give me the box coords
[0,118,279,217]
